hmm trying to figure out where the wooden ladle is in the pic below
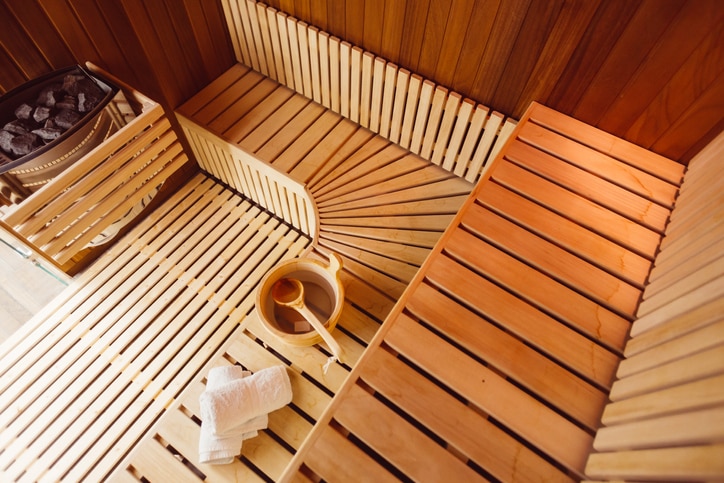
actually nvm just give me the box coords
[271,277,343,364]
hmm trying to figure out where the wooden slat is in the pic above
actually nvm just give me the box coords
[465,111,503,183]
[388,68,409,144]
[504,139,671,232]
[610,345,724,402]
[430,92,461,166]
[378,63,397,139]
[349,46,362,124]
[385,313,594,477]
[360,348,574,483]
[592,406,724,452]
[601,374,724,426]
[303,425,398,483]
[425,253,620,389]
[334,384,486,482]
[462,203,641,317]
[585,444,724,481]
[477,181,652,287]
[406,282,607,428]
[420,86,448,160]
[527,103,685,185]
[409,80,434,155]
[518,121,679,207]
[359,51,374,127]
[491,160,662,258]
[368,56,386,133]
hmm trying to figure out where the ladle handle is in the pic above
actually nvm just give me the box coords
[296,305,344,363]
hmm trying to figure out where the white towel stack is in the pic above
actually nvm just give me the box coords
[198,365,293,465]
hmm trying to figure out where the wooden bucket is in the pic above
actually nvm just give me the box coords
[256,253,344,347]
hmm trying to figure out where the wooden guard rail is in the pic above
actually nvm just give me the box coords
[0,69,188,272]
[179,116,317,238]
[221,0,517,184]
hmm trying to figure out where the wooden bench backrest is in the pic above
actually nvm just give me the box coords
[586,131,724,479]
[221,0,517,184]
[179,115,318,238]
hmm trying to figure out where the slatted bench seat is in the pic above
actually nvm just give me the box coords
[279,101,688,482]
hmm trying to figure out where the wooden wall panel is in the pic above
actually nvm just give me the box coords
[0,0,721,164]
[0,0,234,110]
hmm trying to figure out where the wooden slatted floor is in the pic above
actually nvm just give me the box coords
[281,102,684,482]
[103,64,473,481]
[0,174,311,482]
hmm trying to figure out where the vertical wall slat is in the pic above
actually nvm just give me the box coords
[255,2,276,79]
[420,86,448,160]
[318,31,331,108]
[349,47,363,124]
[442,97,473,172]
[286,17,304,94]
[410,80,435,155]
[359,52,374,128]
[465,111,503,183]
[389,69,410,145]
[379,63,398,139]
[297,22,313,99]
[339,41,351,118]
[369,57,386,133]
[308,27,322,104]
[399,74,422,150]
[239,0,261,72]
[276,12,295,89]
[454,104,488,177]
[265,7,286,85]
[329,37,341,113]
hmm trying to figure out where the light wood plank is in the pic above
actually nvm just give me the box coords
[455,105,489,177]
[420,86,448,160]
[409,80,434,155]
[359,51,374,127]
[399,73,422,149]
[462,203,642,317]
[388,68,409,144]
[379,63,397,138]
[303,425,398,483]
[491,160,662,258]
[505,140,671,232]
[430,92,461,166]
[465,111,503,183]
[444,227,630,352]
[385,313,594,477]
[334,384,486,482]
[360,347,574,483]
[593,406,724,452]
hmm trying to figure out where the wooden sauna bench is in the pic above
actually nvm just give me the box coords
[281,102,685,482]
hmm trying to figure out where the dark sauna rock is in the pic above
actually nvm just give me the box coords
[36,84,61,108]
[0,130,14,153]
[10,133,38,156]
[33,106,51,123]
[55,96,77,111]
[3,120,30,136]
[32,127,62,142]
[14,103,33,120]
[54,109,81,130]
[1,71,107,160]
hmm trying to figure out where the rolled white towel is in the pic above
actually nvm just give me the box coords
[199,366,270,465]
[200,365,292,437]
